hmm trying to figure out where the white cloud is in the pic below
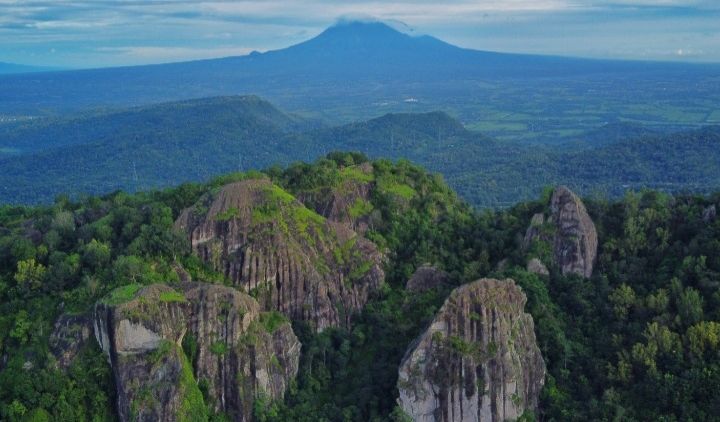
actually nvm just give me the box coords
[0,0,718,65]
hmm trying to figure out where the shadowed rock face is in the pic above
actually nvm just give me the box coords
[526,258,549,276]
[398,278,545,422]
[524,186,598,278]
[49,314,93,370]
[406,265,450,292]
[703,205,717,223]
[94,283,300,422]
[175,178,384,331]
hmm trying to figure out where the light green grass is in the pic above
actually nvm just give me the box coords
[102,283,142,305]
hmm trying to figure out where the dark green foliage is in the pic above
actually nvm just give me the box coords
[0,341,116,421]
[266,158,720,421]
[0,184,210,420]
[1,155,720,421]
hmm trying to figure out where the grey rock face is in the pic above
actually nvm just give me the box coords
[703,205,717,223]
[406,265,450,292]
[526,258,549,276]
[49,314,93,369]
[175,178,384,331]
[398,278,546,422]
[94,282,300,422]
[522,213,547,247]
[524,186,598,278]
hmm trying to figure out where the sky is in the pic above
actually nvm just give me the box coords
[1,0,719,68]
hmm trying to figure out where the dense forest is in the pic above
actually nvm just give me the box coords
[1,153,719,421]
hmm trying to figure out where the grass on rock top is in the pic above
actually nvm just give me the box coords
[251,184,325,236]
[102,283,142,305]
[339,166,374,184]
[159,290,187,303]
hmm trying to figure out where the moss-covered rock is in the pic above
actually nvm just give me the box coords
[93,282,300,422]
[523,186,598,278]
[398,278,545,422]
[175,178,384,331]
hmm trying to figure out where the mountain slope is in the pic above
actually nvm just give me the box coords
[0,95,308,154]
[0,96,319,203]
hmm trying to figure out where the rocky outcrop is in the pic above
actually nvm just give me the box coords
[703,205,717,223]
[49,314,93,369]
[94,282,301,422]
[406,265,450,292]
[175,178,384,331]
[296,162,376,234]
[524,186,598,278]
[398,278,545,422]
[526,258,549,277]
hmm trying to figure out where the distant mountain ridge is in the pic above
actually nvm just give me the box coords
[0,95,309,154]
[0,61,56,75]
[0,20,717,121]
[1,95,719,207]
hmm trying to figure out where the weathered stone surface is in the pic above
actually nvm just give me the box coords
[49,314,93,369]
[703,204,717,223]
[406,265,450,292]
[526,258,549,277]
[173,263,192,283]
[524,186,598,278]
[398,278,545,422]
[297,162,376,235]
[175,178,384,331]
[522,213,546,247]
[94,282,301,422]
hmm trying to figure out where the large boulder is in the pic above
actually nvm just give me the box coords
[524,186,598,278]
[398,278,545,422]
[93,282,301,422]
[175,178,384,331]
[406,265,450,292]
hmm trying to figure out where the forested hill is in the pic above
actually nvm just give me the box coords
[1,154,719,421]
[1,95,719,208]
[0,95,309,154]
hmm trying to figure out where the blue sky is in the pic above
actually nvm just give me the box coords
[1,0,719,68]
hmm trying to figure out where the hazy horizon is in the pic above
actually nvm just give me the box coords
[1,0,719,69]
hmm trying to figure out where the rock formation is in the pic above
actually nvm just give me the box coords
[94,282,301,422]
[703,204,717,223]
[398,278,545,422]
[526,258,549,277]
[406,265,450,292]
[175,178,384,331]
[524,186,598,278]
[49,314,93,369]
[296,162,376,234]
